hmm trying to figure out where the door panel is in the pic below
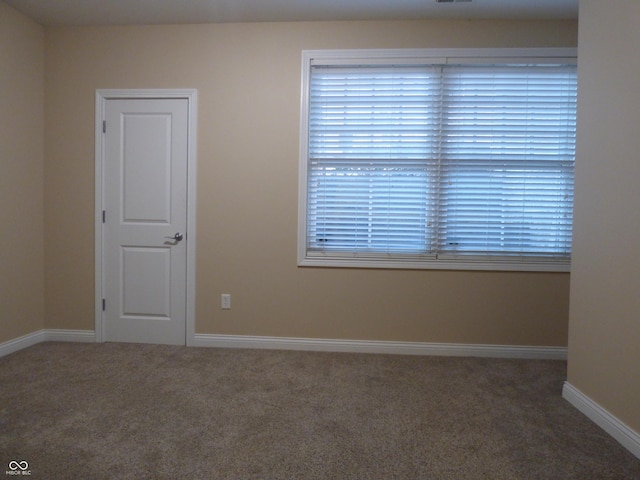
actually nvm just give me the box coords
[122,114,172,223]
[104,98,188,345]
[121,247,171,318]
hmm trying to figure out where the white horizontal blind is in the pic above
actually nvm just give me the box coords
[437,65,576,263]
[307,66,440,254]
[305,60,577,267]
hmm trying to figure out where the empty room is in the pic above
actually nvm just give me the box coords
[1,0,639,478]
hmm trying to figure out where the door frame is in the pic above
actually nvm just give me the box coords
[94,89,198,345]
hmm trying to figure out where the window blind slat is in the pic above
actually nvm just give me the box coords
[436,65,575,257]
[306,62,576,261]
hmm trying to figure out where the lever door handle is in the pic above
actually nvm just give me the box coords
[165,232,183,242]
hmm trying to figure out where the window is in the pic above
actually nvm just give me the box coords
[298,49,577,271]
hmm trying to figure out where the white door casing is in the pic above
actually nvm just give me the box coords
[95,90,197,345]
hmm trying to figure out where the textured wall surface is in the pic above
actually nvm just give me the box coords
[0,2,45,343]
[42,19,577,345]
[568,0,640,433]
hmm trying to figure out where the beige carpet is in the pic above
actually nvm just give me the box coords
[1,342,639,479]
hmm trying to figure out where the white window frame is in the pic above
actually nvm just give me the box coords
[297,48,577,272]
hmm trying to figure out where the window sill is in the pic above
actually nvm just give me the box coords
[298,253,570,273]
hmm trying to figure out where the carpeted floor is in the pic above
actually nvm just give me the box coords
[1,342,639,479]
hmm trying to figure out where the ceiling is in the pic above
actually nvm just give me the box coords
[4,0,578,27]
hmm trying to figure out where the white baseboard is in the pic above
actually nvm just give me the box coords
[0,329,96,358]
[0,330,46,358]
[563,382,640,460]
[192,334,567,360]
[43,329,96,343]
[1,329,566,361]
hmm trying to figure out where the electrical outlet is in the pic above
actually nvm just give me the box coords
[221,294,231,310]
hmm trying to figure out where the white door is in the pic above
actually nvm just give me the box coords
[102,98,189,345]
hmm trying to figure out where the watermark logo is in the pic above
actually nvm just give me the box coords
[5,461,30,476]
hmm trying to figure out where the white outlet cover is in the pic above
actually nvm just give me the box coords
[221,294,231,309]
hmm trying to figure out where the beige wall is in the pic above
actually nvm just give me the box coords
[43,19,577,344]
[0,3,45,343]
[568,1,640,432]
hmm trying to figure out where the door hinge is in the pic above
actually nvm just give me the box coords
[102,298,106,311]
[102,210,106,223]
[102,120,106,133]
